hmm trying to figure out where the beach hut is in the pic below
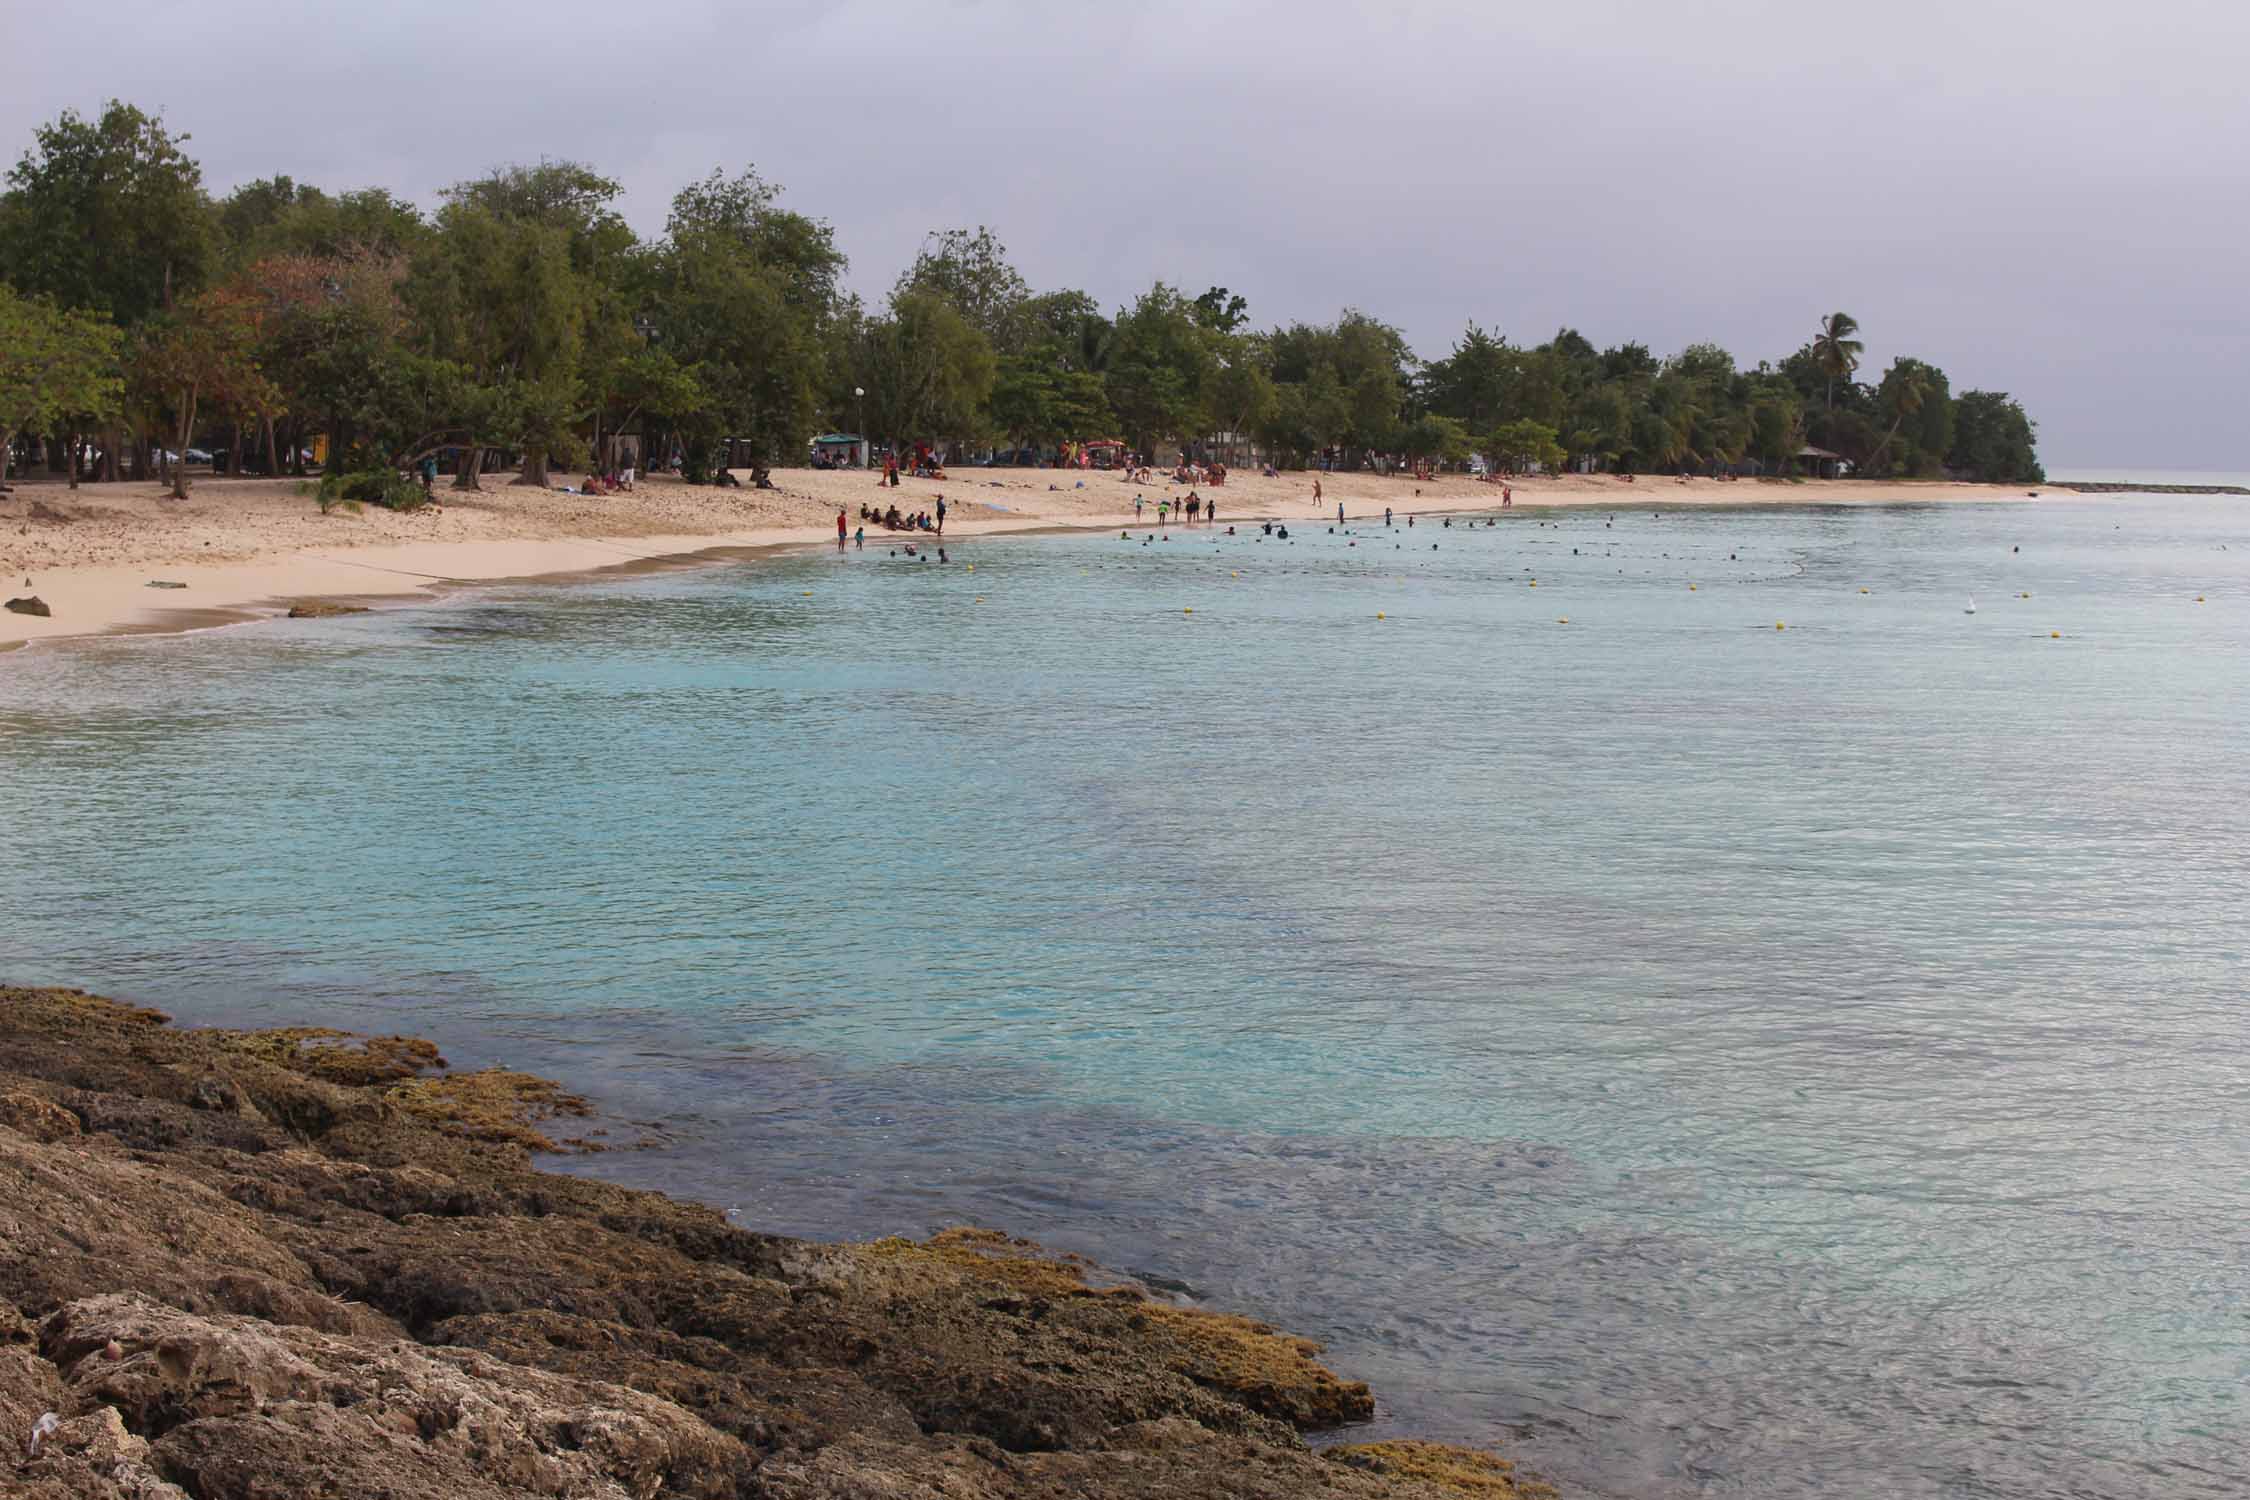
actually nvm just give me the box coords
[1796,444,1852,479]
[810,433,869,469]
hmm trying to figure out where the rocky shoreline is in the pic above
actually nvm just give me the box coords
[2046,481,2248,495]
[0,986,1548,1498]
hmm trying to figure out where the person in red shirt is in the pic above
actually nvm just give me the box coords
[836,509,847,547]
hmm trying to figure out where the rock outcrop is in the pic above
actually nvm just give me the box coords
[0,986,1550,1498]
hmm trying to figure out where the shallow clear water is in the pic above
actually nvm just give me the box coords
[4,495,2247,1498]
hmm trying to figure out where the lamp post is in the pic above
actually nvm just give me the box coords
[854,388,866,467]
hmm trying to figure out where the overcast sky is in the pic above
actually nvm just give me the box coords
[7,0,2245,469]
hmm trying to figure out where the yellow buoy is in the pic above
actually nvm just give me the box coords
[1376,612,1386,620]
[2196,595,2205,603]
[1859,587,1869,594]
[1183,607,1193,614]
[1688,584,1698,591]
[2051,630,2060,638]
[1231,571,1239,578]
[1776,622,1786,630]
[1557,617,1569,624]
[966,564,974,572]
[975,596,985,603]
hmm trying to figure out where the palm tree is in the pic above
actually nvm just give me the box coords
[1864,368,1931,475]
[1813,312,1864,409]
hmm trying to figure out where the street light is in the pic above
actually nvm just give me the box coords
[853,388,866,467]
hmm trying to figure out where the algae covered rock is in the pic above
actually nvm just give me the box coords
[0,987,1550,1499]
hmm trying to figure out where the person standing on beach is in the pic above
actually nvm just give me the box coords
[1385,506,1393,528]
[1314,476,1323,507]
[936,494,947,534]
[837,508,848,548]
[1338,500,1345,526]
[1135,495,1144,522]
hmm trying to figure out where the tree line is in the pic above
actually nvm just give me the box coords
[0,101,2045,496]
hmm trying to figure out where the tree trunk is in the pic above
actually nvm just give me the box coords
[514,446,550,487]
[262,413,278,477]
[454,444,484,492]
[170,391,195,500]
[48,430,71,476]
[229,424,243,477]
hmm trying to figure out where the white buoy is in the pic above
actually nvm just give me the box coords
[1965,597,1977,614]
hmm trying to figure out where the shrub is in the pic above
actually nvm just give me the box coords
[301,469,430,514]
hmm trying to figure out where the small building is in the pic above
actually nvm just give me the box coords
[1797,444,1853,479]
[810,433,868,469]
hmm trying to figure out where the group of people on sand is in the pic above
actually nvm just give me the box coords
[877,455,948,486]
[858,496,945,534]
[574,465,636,496]
[1171,461,1227,486]
[1131,491,1217,526]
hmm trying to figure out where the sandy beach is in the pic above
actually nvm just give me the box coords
[2,466,2036,649]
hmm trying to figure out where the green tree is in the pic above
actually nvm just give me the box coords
[850,291,995,460]
[1485,418,1565,473]
[1191,287,1249,334]
[1813,311,1863,410]
[0,101,212,326]
[1400,412,1471,465]
[134,284,277,498]
[896,227,1030,353]
[1949,391,2043,483]
[1864,357,1954,476]
[1105,284,1216,457]
[1421,323,1515,430]
[650,168,842,483]
[0,288,124,487]
[1207,347,1277,466]
[1748,391,1802,473]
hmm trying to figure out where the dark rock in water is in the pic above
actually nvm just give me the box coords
[3,595,50,617]
[0,987,1547,1499]
[285,600,368,619]
[145,580,188,590]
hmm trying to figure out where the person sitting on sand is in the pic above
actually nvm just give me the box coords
[714,468,741,488]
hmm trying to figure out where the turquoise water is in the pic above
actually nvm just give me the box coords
[3,495,2246,1498]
